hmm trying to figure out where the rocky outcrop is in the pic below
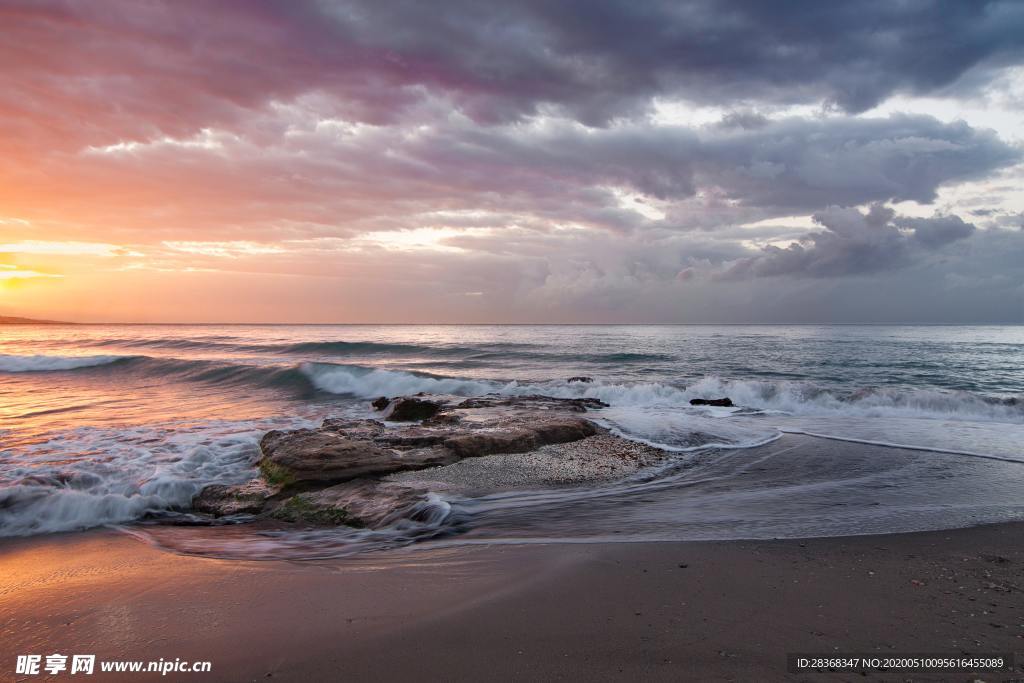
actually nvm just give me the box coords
[567,376,593,383]
[442,429,541,459]
[271,479,431,528]
[191,480,278,516]
[443,418,597,458]
[371,396,390,410]
[259,415,598,487]
[422,412,461,426]
[259,429,403,484]
[454,395,608,412]
[376,430,449,448]
[690,397,733,407]
[320,417,385,439]
[533,419,600,443]
[192,392,624,529]
[270,493,364,526]
[382,397,443,421]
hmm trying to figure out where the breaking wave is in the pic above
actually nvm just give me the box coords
[300,362,499,397]
[3,352,1019,425]
[0,421,274,537]
[3,343,1022,541]
[77,337,539,357]
[302,362,1023,423]
[0,354,132,372]
[70,336,670,363]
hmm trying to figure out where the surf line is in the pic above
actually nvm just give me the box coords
[779,428,1024,464]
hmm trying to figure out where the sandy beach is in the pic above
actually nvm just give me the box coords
[3,522,1023,682]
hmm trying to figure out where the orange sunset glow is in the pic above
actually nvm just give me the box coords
[1,1,1022,323]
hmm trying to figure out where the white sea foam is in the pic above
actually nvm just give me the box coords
[0,417,311,537]
[595,408,783,452]
[127,491,456,561]
[297,362,1023,458]
[677,376,1022,422]
[543,376,1021,423]
[0,353,129,372]
[3,352,1021,539]
[301,362,1022,423]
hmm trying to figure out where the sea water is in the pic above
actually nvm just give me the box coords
[1,324,1022,557]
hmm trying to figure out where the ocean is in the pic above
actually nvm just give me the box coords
[2,324,1023,558]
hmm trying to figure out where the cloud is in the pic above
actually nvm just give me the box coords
[694,116,1020,210]
[162,241,287,258]
[1,2,1020,242]
[901,214,977,248]
[0,265,62,281]
[724,205,982,279]
[4,0,1023,147]
[0,240,139,257]
[398,113,1019,212]
[1,1,1022,322]
[4,110,1013,244]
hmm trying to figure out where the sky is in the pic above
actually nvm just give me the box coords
[1,0,1023,323]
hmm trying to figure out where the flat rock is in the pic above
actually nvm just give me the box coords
[259,429,403,485]
[240,395,614,522]
[192,394,673,523]
[271,479,432,528]
[192,479,278,516]
[376,429,450,448]
[444,418,596,458]
[455,395,608,412]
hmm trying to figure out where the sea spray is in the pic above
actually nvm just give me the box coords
[0,418,310,536]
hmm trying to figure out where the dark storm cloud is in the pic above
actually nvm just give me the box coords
[319,0,1024,119]
[694,115,1019,211]
[402,114,1018,217]
[21,110,1013,241]
[724,205,980,279]
[2,0,1019,231]
[901,214,977,248]
[4,0,1023,149]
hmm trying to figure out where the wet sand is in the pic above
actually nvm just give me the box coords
[3,523,1024,682]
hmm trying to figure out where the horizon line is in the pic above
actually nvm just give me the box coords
[4,320,1023,327]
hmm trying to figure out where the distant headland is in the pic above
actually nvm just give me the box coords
[0,315,71,324]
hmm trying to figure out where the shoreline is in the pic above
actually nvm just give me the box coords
[3,522,1024,681]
